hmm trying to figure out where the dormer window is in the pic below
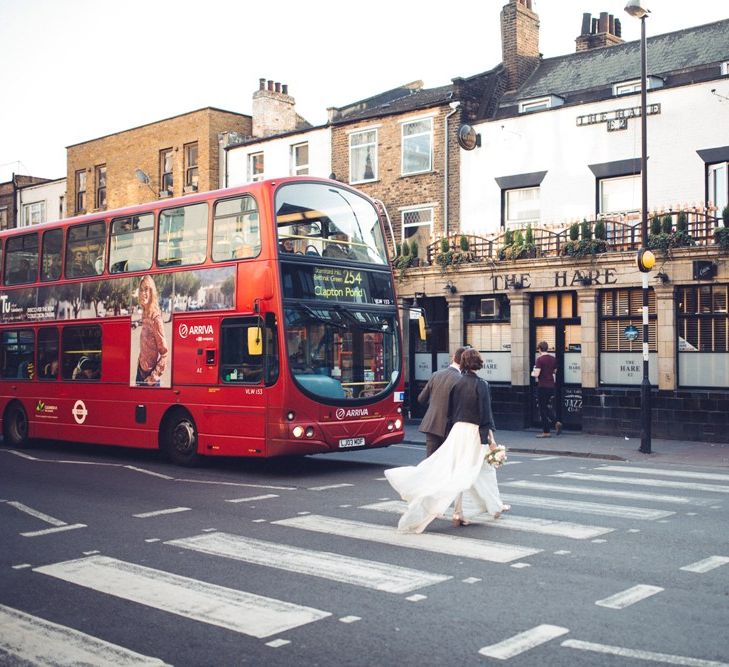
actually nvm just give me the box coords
[518,95,564,114]
[613,76,663,96]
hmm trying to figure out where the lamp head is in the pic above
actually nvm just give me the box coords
[624,0,650,19]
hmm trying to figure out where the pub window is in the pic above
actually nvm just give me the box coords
[160,149,173,195]
[248,152,264,182]
[1,329,34,379]
[598,174,640,216]
[599,288,657,385]
[464,295,511,383]
[62,325,101,381]
[532,292,579,319]
[291,143,309,176]
[401,117,433,176]
[65,221,106,278]
[402,207,433,261]
[708,162,728,216]
[677,285,729,388]
[158,202,208,267]
[41,228,63,282]
[109,213,154,273]
[38,328,59,380]
[184,142,199,192]
[95,165,107,209]
[505,187,540,229]
[349,129,377,184]
[220,316,264,384]
[75,170,87,214]
[212,196,260,261]
[4,232,38,285]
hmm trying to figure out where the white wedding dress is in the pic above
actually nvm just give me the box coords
[385,421,508,534]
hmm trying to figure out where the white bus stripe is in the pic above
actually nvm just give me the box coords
[0,603,169,666]
[166,532,451,594]
[21,523,86,537]
[504,480,697,504]
[598,466,729,483]
[680,556,729,573]
[273,515,541,563]
[362,500,613,540]
[133,507,191,518]
[553,472,729,494]
[225,494,279,503]
[6,501,67,526]
[500,493,675,520]
[563,639,729,666]
[479,624,569,659]
[34,555,330,639]
[595,584,663,609]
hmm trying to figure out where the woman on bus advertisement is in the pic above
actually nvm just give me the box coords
[133,274,170,387]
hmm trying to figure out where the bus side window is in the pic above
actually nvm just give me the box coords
[38,327,59,380]
[61,325,102,381]
[220,317,263,383]
[4,233,38,285]
[1,329,34,379]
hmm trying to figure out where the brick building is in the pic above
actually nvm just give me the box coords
[0,174,51,230]
[66,107,251,217]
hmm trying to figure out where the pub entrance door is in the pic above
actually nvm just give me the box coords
[531,292,582,430]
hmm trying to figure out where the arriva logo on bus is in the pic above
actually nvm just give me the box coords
[178,323,214,339]
[335,408,370,420]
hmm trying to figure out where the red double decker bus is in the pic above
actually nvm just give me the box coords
[0,177,404,464]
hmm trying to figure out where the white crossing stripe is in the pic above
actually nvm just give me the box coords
[504,480,697,504]
[34,555,330,638]
[133,507,191,518]
[680,556,729,574]
[308,484,354,491]
[21,523,86,537]
[0,603,169,666]
[6,501,67,526]
[553,472,729,495]
[595,584,663,609]
[500,493,675,520]
[563,639,729,666]
[225,494,279,503]
[598,465,729,483]
[166,532,451,593]
[361,501,613,540]
[273,515,541,563]
[479,624,569,659]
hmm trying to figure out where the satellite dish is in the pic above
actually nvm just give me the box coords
[135,168,151,184]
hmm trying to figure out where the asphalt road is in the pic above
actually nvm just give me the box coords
[1,439,728,666]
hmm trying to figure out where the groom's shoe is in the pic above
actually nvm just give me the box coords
[555,421,563,435]
[536,433,551,438]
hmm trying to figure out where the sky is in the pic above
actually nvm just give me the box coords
[1,0,727,183]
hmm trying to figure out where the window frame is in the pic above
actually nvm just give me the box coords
[401,206,434,259]
[598,174,641,217]
[248,152,264,182]
[184,142,199,192]
[159,148,173,196]
[1,328,35,380]
[401,117,433,176]
[61,324,102,381]
[212,195,260,262]
[4,232,39,285]
[291,142,309,176]
[157,202,209,268]
[349,128,378,184]
[504,186,540,229]
[65,220,107,278]
[95,164,107,210]
[41,228,63,282]
[21,200,46,227]
[75,169,87,214]
[109,213,154,274]
[708,161,728,215]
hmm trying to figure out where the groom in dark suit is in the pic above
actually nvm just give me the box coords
[417,346,468,456]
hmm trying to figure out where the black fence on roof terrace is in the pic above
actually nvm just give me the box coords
[424,210,723,265]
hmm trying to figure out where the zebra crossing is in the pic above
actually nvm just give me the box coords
[3,455,728,665]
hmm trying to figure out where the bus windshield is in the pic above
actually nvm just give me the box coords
[275,182,388,264]
[284,304,399,401]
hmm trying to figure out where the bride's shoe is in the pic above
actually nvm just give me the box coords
[452,512,471,527]
[493,504,511,519]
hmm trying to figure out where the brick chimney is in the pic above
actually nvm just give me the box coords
[501,0,540,92]
[252,77,297,138]
[575,11,623,52]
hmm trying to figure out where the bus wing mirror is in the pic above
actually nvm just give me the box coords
[248,327,263,356]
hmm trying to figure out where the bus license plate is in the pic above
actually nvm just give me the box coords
[338,437,365,448]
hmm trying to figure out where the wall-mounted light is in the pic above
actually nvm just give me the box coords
[444,281,457,294]
[579,276,593,287]
[655,271,670,284]
[510,280,524,290]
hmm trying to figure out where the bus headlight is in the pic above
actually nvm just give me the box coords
[387,421,394,431]
[305,426,315,438]
[396,406,402,414]
[394,418,402,429]
[292,426,304,438]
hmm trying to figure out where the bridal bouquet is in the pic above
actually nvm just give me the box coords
[485,445,507,468]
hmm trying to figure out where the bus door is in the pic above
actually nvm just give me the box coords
[531,292,582,430]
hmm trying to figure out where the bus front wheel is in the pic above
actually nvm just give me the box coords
[3,402,29,448]
[161,410,200,466]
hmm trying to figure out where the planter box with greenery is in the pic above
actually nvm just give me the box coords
[715,205,729,250]
[436,235,477,270]
[561,219,607,258]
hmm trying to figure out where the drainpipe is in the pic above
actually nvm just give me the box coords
[444,101,460,237]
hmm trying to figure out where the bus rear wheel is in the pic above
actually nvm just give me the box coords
[4,402,29,448]
[161,410,200,466]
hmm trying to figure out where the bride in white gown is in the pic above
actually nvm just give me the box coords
[385,349,510,534]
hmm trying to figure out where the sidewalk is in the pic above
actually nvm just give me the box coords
[403,420,729,469]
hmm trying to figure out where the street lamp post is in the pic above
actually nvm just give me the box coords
[625,0,652,454]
